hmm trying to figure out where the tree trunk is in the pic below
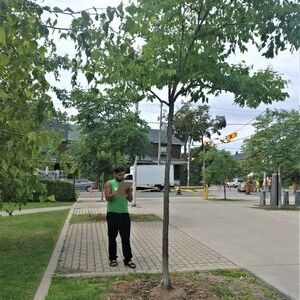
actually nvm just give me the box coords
[161,100,174,290]
[100,172,104,201]
[223,183,227,200]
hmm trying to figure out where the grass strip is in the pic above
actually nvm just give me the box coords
[47,269,285,300]
[0,210,69,300]
[70,213,161,224]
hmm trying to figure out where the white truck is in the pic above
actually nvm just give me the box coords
[125,164,175,191]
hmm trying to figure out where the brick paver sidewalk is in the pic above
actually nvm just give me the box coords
[56,200,236,276]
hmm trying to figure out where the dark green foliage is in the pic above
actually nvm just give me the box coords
[242,109,300,186]
[33,179,76,202]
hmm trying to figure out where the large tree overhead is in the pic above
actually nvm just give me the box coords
[63,0,299,290]
[0,0,64,208]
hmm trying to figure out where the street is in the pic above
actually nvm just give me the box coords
[81,187,299,300]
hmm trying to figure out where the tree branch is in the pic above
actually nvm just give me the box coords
[174,81,214,100]
[42,6,107,16]
[174,7,210,93]
[146,89,169,106]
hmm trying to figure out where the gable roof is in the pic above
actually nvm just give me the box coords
[148,129,184,145]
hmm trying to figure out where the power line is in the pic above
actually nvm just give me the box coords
[235,110,266,132]
[148,121,254,125]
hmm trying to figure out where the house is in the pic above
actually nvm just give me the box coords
[46,124,186,184]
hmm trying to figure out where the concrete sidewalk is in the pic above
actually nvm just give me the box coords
[0,205,72,217]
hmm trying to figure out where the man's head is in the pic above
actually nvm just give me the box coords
[113,166,126,181]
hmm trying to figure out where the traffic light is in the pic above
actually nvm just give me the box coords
[225,131,237,142]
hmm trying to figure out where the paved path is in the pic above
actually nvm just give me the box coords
[57,200,236,276]
[0,206,72,217]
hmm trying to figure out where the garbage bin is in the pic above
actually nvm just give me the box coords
[295,191,300,205]
[283,191,289,205]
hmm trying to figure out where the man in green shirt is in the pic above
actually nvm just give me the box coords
[104,166,136,268]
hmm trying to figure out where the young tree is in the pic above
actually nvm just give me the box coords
[242,109,300,186]
[66,88,149,182]
[66,0,299,289]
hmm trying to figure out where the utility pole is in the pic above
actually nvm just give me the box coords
[187,136,191,186]
[158,102,163,165]
[202,138,206,183]
[132,102,139,207]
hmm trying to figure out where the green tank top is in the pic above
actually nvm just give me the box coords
[107,179,128,213]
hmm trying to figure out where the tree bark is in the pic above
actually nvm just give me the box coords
[223,183,227,200]
[161,100,174,290]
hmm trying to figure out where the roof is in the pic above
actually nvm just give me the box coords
[148,129,184,146]
[46,125,184,146]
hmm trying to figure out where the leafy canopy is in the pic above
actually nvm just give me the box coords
[242,109,300,185]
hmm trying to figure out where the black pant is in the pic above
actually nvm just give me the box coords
[106,212,133,263]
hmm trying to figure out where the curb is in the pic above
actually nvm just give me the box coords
[33,207,73,300]
[246,269,295,300]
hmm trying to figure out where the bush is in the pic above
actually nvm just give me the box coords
[33,179,76,202]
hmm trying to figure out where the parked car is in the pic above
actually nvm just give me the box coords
[74,179,97,191]
[226,178,243,188]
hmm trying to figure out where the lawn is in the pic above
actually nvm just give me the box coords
[46,269,285,300]
[0,210,69,300]
[0,201,73,211]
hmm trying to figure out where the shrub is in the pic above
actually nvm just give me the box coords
[33,179,76,202]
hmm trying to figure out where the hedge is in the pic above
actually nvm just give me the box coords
[33,179,77,202]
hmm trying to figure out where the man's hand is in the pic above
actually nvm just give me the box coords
[116,181,132,197]
[104,183,116,201]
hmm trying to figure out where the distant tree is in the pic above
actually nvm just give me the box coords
[204,148,241,200]
[66,89,149,181]
[242,109,300,186]
[174,103,226,156]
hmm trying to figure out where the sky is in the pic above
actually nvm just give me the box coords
[40,0,299,154]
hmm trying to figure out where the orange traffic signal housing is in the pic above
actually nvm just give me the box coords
[225,131,237,142]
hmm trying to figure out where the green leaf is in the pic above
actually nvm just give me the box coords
[0,89,9,99]
[106,6,115,21]
[102,22,109,36]
[0,27,6,47]
[60,33,67,39]
[85,72,94,84]
[65,7,75,14]
[53,6,63,13]
[0,54,9,66]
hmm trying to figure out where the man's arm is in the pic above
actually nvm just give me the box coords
[104,182,115,201]
[127,187,133,202]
